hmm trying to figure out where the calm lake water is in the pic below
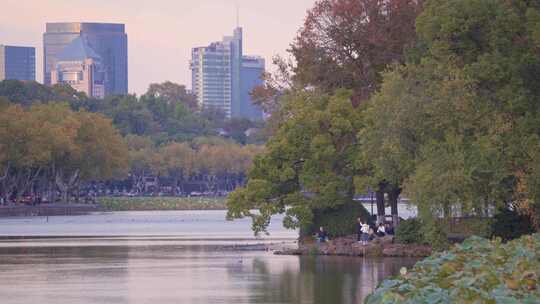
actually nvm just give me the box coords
[0,211,419,304]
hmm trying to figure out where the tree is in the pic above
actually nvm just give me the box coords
[145,81,198,110]
[125,135,161,194]
[0,103,128,204]
[0,105,51,203]
[279,0,425,223]
[160,142,196,194]
[291,0,423,103]
[227,90,369,236]
[360,0,540,233]
[30,104,128,203]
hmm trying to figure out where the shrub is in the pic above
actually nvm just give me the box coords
[365,234,540,304]
[395,218,424,244]
[421,221,449,251]
[302,201,370,238]
[491,207,535,241]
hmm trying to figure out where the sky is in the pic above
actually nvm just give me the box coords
[0,0,315,95]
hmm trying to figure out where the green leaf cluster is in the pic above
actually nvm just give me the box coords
[366,234,540,303]
[226,90,369,235]
[362,0,540,227]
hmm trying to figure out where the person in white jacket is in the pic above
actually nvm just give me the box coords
[360,222,370,245]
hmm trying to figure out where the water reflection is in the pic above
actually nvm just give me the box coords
[236,255,418,304]
[0,241,417,304]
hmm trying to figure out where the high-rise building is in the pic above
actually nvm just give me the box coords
[240,56,264,120]
[43,22,127,95]
[191,27,264,120]
[50,37,105,98]
[0,45,35,81]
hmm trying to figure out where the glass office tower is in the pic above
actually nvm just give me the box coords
[43,22,127,95]
[191,27,264,120]
[240,56,264,120]
[0,45,35,81]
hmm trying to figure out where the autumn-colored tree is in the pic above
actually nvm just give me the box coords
[159,142,196,194]
[0,105,51,203]
[125,134,162,194]
[291,0,423,103]
[0,103,128,204]
[31,104,128,203]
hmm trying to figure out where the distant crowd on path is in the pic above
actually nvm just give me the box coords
[314,217,395,244]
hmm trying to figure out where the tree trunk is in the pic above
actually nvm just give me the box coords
[388,185,401,227]
[55,169,80,204]
[376,182,386,224]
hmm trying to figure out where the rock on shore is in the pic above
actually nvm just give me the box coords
[274,235,432,257]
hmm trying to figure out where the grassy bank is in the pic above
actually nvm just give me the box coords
[98,197,226,211]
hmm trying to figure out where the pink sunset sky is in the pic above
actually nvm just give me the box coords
[0,0,315,95]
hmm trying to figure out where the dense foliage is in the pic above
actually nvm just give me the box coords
[395,218,424,245]
[366,234,540,303]
[0,103,128,203]
[360,0,540,232]
[228,0,540,236]
[227,90,369,235]
[491,207,536,242]
[227,0,426,234]
[0,80,266,203]
[291,0,423,102]
[308,202,370,238]
[126,135,263,195]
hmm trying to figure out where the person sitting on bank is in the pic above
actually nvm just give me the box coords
[376,222,386,237]
[368,227,377,241]
[385,223,395,235]
[316,226,329,243]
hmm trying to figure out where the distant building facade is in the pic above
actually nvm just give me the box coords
[50,37,105,98]
[0,45,35,81]
[190,27,264,120]
[240,56,264,120]
[43,22,127,95]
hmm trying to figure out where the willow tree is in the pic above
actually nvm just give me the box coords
[227,90,368,236]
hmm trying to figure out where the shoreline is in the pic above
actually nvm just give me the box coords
[0,204,102,217]
[274,235,432,258]
[0,197,228,217]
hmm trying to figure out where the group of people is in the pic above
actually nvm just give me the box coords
[356,218,394,245]
[314,217,395,244]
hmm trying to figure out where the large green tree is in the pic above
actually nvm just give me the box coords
[227,90,369,236]
[362,0,540,231]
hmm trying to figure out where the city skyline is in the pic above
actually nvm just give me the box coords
[0,0,315,95]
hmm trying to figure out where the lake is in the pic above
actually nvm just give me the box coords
[0,210,419,304]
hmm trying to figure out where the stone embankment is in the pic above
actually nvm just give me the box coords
[274,235,432,257]
[0,204,101,217]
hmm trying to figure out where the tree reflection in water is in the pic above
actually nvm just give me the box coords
[228,255,418,304]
